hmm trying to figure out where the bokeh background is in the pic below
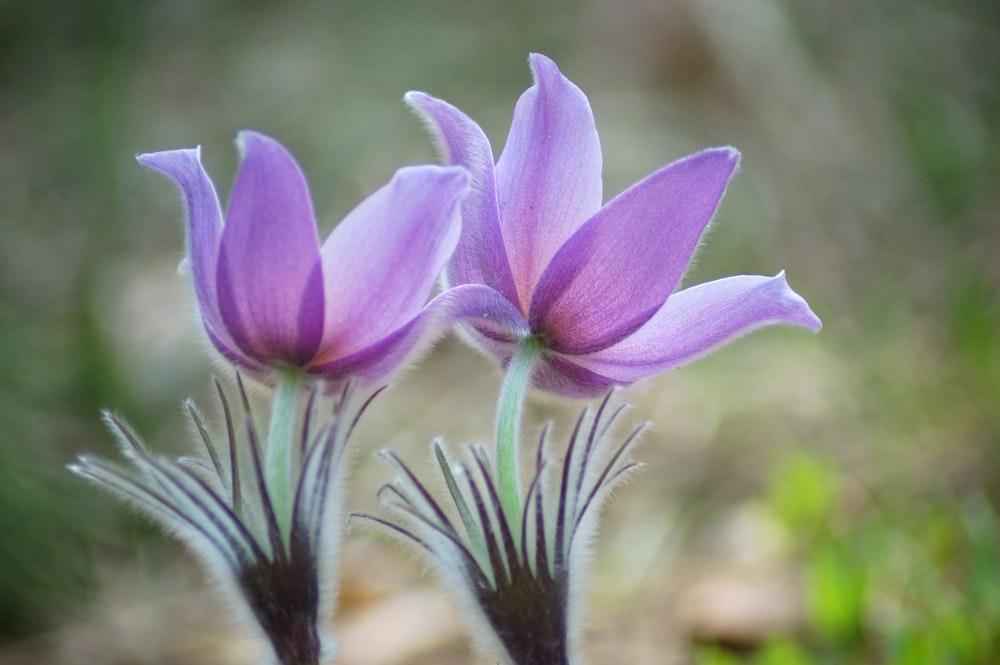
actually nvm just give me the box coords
[1,0,998,663]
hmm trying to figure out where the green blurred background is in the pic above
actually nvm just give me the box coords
[1,0,998,663]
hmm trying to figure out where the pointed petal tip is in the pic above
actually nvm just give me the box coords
[773,270,823,332]
[527,52,574,91]
[412,162,469,181]
[403,90,429,106]
[722,146,741,166]
[643,146,740,194]
[390,163,470,196]
[691,145,741,173]
[235,129,277,157]
[572,272,823,385]
[527,52,558,73]
[800,304,823,332]
[236,128,276,141]
[712,145,741,160]
[403,91,459,132]
[135,146,202,170]
[403,91,443,123]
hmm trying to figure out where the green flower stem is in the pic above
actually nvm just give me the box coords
[495,338,541,536]
[266,368,301,544]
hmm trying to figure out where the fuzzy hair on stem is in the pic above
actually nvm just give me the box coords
[356,391,644,665]
[70,374,383,665]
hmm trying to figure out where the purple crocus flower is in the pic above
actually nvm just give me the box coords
[407,54,822,397]
[138,131,505,385]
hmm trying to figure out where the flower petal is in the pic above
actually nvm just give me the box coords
[574,272,822,382]
[315,165,467,363]
[405,92,519,306]
[531,354,620,398]
[530,147,740,355]
[216,131,325,366]
[310,284,526,385]
[136,147,242,359]
[495,53,603,309]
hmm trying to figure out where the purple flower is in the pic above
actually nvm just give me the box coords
[138,131,505,385]
[407,54,822,397]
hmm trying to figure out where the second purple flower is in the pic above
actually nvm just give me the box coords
[407,54,822,398]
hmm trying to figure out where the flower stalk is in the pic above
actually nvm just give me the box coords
[361,392,644,665]
[266,368,303,542]
[70,375,381,665]
[494,336,542,534]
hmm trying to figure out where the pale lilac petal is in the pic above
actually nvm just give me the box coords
[574,272,823,382]
[455,319,529,365]
[315,166,468,362]
[495,53,603,309]
[530,148,740,354]
[204,325,261,374]
[136,147,232,350]
[405,92,519,306]
[310,284,527,385]
[216,131,325,366]
[530,354,619,399]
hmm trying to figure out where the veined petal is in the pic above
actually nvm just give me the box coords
[405,92,519,306]
[530,148,740,354]
[574,272,823,382]
[136,147,235,354]
[495,53,603,310]
[455,320,529,368]
[216,131,325,366]
[204,325,261,374]
[311,284,526,385]
[316,166,467,362]
[532,354,620,399]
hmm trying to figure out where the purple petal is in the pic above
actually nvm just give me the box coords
[405,92,519,306]
[204,325,262,374]
[315,166,467,362]
[310,284,527,385]
[574,272,822,382]
[530,354,620,399]
[136,147,241,359]
[216,131,325,366]
[530,147,740,354]
[495,53,603,310]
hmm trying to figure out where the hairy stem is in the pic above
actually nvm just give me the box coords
[494,338,541,540]
[266,368,301,543]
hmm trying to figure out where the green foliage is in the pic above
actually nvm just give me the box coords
[697,645,743,665]
[697,457,1000,665]
[755,640,812,665]
[805,541,867,644]
[768,454,836,537]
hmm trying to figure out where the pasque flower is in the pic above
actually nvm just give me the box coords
[360,393,641,665]
[136,131,524,584]
[111,132,526,663]
[138,130,508,386]
[79,124,515,664]
[407,54,822,398]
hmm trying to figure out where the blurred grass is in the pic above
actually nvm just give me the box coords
[0,0,998,663]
